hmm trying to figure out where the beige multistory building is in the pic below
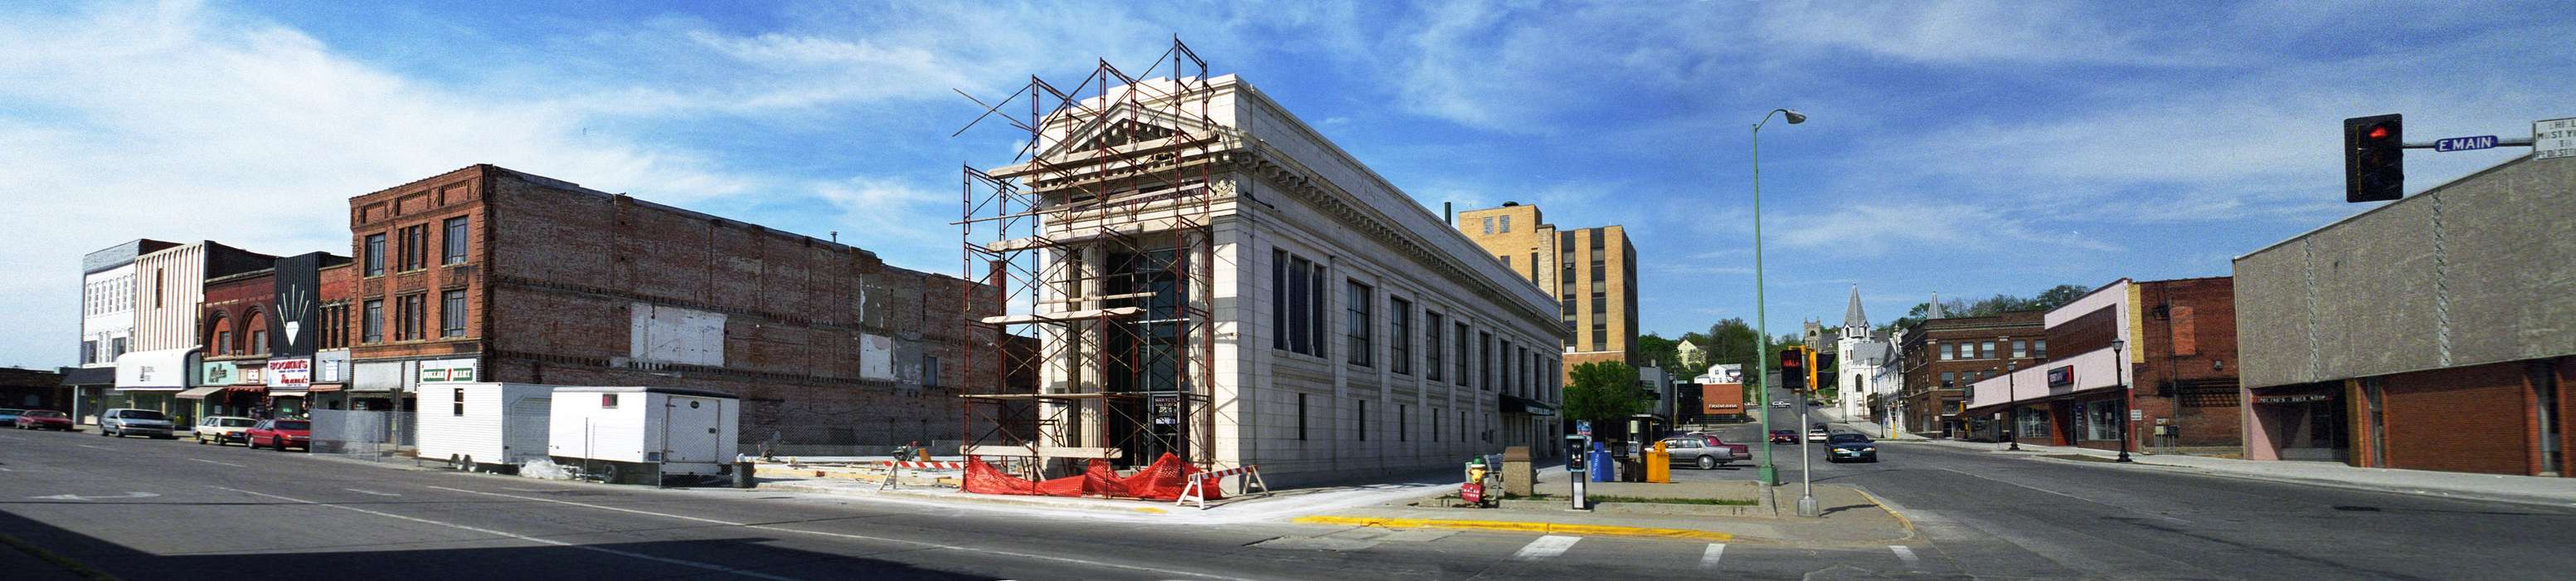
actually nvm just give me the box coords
[1456,204,1637,381]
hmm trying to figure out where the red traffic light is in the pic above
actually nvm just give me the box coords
[2367,126,2390,139]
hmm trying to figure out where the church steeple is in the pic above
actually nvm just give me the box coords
[1844,285,1869,336]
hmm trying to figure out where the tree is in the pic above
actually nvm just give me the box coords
[1563,361,1648,423]
[2029,284,2094,310]
[1879,283,2096,334]
[1635,333,1684,374]
[1703,319,1764,388]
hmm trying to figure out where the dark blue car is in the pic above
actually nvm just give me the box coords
[1826,432,1878,463]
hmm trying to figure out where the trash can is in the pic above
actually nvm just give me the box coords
[732,456,756,489]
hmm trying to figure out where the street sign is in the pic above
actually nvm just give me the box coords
[1574,420,1592,437]
[2434,135,2498,152]
[2130,409,2144,421]
[2538,118,2576,160]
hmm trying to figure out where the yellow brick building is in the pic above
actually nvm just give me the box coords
[1456,203,1638,381]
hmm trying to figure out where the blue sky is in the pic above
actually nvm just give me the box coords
[3,1,2572,367]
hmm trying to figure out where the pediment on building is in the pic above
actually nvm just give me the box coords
[1037,102,1219,162]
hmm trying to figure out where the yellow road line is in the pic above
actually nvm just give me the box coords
[1290,515,1733,541]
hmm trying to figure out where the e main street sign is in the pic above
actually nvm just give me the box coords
[2433,135,2498,152]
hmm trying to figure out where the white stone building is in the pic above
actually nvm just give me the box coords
[1834,286,1901,422]
[980,74,1564,486]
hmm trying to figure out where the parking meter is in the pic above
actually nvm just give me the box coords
[1565,435,1589,510]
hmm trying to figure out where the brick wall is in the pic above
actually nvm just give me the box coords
[2129,277,2243,448]
[202,270,275,359]
[2380,361,2530,475]
[348,164,488,364]
[391,165,1010,450]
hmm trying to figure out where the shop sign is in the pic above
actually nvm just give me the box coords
[202,361,240,385]
[2046,365,2075,388]
[267,359,312,388]
[2254,394,2332,404]
[419,359,478,383]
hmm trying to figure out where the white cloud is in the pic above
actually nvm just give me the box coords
[1757,2,2215,66]
[0,2,756,366]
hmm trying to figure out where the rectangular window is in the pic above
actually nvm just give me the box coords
[1592,324,1607,350]
[407,225,430,271]
[452,388,465,416]
[362,298,382,343]
[364,234,385,276]
[1481,217,1494,235]
[1389,297,1412,375]
[1942,372,1956,388]
[1499,339,1514,393]
[1940,344,1954,360]
[1425,311,1445,382]
[1297,393,1308,441]
[1346,280,1372,367]
[443,217,469,264]
[2013,339,2029,359]
[1358,399,1368,442]
[81,340,97,365]
[1454,322,1470,386]
[398,294,427,340]
[1528,252,1538,283]
[1433,408,1441,442]
[1286,254,1313,356]
[601,393,619,409]
[1480,332,1495,391]
[1400,403,1409,442]
[441,290,466,337]
[250,330,266,354]
[216,331,232,355]
[921,355,940,387]
[2036,339,2049,358]
[1499,215,1511,232]
[1981,341,1996,359]
[1311,258,1328,360]
[1277,247,1298,349]
[111,337,126,359]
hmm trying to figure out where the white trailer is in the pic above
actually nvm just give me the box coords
[547,386,740,485]
[413,382,557,472]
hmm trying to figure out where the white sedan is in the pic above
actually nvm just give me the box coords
[1771,401,1791,408]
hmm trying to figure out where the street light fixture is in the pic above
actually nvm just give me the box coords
[1751,107,1816,517]
[2114,339,2133,462]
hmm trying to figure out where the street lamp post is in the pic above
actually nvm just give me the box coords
[1749,107,1812,516]
[2005,361,2020,451]
[2114,339,2133,462]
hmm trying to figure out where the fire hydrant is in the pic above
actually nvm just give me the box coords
[1646,440,1672,483]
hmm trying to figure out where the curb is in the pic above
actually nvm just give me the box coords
[1849,486,1917,541]
[1290,515,1734,542]
[2020,456,2576,510]
[756,481,1179,515]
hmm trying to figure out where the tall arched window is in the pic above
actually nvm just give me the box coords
[242,307,269,355]
[207,311,232,356]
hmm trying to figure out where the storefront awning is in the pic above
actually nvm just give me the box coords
[114,348,200,391]
[305,383,346,393]
[1500,394,1558,417]
[173,386,225,399]
[268,390,309,398]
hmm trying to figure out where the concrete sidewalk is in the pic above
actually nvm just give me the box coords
[1897,438,2576,508]
[1301,476,1912,545]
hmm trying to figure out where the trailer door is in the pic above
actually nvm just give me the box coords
[662,395,725,465]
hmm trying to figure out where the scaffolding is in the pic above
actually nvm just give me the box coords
[955,40,1233,481]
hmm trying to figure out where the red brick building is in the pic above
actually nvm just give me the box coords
[345,164,1013,453]
[193,266,275,418]
[1897,310,2047,437]
[1961,277,2244,452]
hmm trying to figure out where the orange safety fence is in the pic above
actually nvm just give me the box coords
[963,452,1219,501]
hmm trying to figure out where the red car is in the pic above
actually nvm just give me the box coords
[13,409,74,431]
[245,418,311,451]
[1769,429,1798,444]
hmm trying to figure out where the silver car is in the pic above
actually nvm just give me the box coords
[1660,437,1738,470]
[100,408,177,439]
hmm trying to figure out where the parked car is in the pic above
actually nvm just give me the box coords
[1685,434,1752,461]
[1769,429,1797,444]
[1826,432,1879,462]
[100,408,177,439]
[1771,401,1791,408]
[245,418,311,451]
[1806,427,1830,442]
[1660,437,1738,470]
[193,416,259,446]
[0,408,22,425]
[14,409,75,431]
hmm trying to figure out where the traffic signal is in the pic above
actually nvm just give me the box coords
[2345,114,2403,203]
[1778,347,1806,391]
[1814,352,1837,391]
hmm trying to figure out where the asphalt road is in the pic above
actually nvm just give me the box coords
[1670,387,2576,579]
[7,407,2574,580]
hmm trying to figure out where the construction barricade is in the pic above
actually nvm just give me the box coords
[1176,464,1267,510]
[877,460,972,491]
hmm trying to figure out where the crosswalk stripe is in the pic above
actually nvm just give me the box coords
[1699,544,1726,569]
[1890,545,1920,565]
[1513,535,1581,560]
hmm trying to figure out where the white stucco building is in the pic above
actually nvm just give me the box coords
[973,73,1564,486]
[1834,286,1900,422]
